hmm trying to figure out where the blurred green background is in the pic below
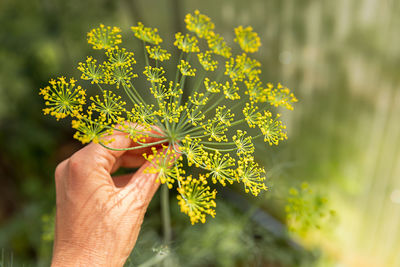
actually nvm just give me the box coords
[1,0,399,266]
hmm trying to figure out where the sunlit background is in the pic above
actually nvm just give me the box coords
[1,0,399,266]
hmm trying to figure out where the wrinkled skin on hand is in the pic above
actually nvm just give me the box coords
[51,131,166,267]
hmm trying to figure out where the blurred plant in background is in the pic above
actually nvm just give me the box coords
[286,182,336,240]
[1,0,400,266]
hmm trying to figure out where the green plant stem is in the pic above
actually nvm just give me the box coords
[174,52,183,86]
[201,134,263,146]
[161,184,172,245]
[99,139,167,151]
[122,83,141,105]
[186,70,206,110]
[95,83,105,93]
[143,41,150,66]
[202,94,226,116]
[128,81,148,106]
[203,145,237,152]
[229,118,246,127]
[137,252,168,267]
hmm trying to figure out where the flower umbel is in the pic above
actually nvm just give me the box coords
[39,11,297,224]
[87,24,122,50]
[234,26,261,53]
[40,77,86,120]
[177,175,217,224]
[131,22,163,45]
[185,10,215,38]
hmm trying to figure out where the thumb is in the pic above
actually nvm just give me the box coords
[69,133,132,179]
[120,160,161,208]
[120,146,180,207]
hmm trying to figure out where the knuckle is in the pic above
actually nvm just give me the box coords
[54,159,68,183]
[68,153,82,174]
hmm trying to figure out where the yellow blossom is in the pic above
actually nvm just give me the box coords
[257,112,288,145]
[143,66,167,84]
[177,175,217,224]
[39,77,86,120]
[237,157,268,196]
[198,51,218,71]
[174,32,200,53]
[71,113,106,144]
[177,60,196,76]
[146,45,171,61]
[131,22,163,44]
[143,146,180,189]
[266,83,298,110]
[185,10,215,38]
[87,24,122,50]
[206,32,232,58]
[234,26,261,53]
[77,57,105,84]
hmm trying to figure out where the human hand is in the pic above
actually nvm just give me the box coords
[51,131,165,267]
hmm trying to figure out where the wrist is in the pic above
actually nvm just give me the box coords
[51,243,123,267]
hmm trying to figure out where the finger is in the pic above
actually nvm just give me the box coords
[121,146,181,201]
[69,129,166,178]
[112,173,133,188]
[121,160,161,207]
[110,140,166,173]
[111,154,145,173]
[69,133,133,178]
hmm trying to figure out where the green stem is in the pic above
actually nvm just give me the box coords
[128,81,148,106]
[99,139,167,151]
[137,253,168,267]
[143,41,150,66]
[230,99,245,111]
[161,183,172,245]
[186,70,206,110]
[122,83,140,105]
[174,52,184,86]
[202,140,236,146]
[203,145,237,152]
[181,124,204,135]
[95,83,105,93]
[188,133,211,139]
[229,118,246,127]
[202,94,226,116]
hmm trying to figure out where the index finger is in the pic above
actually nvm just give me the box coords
[69,126,166,176]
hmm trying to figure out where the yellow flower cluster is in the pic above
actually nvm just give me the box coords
[146,45,171,62]
[197,51,218,71]
[234,26,261,53]
[177,60,196,76]
[39,77,86,120]
[39,10,297,224]
[177,175,217,224]
[131,22,162,45]
[87,24,122,50]
[184,10,215,38]
[71,114,105,144]
[174,32,200,53]
[78,46,137,89]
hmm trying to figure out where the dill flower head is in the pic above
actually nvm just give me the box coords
[177,174,217,224]
[39,11,297,224]
[146,45,171,62]
[185,10,215,38]
[234,26,261,53]
[131,22,163,45]
[87,24,122,50]
[39,77,86,120]
[206,32,232,58]
[174,32,200,53]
